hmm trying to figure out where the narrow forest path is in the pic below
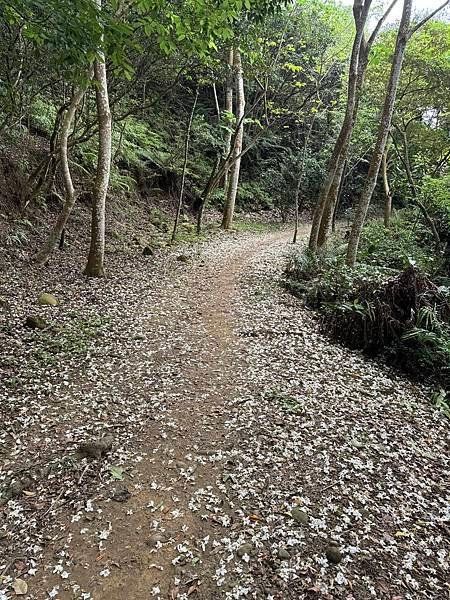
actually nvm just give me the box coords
[1,228,449,600]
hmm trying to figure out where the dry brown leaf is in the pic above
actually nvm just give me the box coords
[12,578,28,595]
[248,514,264,522]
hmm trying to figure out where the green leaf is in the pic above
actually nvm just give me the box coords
[110,465,125,480]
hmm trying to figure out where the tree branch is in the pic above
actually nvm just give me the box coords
[367,0,400,51]
[408,0,450,38]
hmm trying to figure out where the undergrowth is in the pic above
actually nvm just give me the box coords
[285,213,450,390]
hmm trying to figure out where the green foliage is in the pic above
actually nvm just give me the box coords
[29,96,57,136]
[286,244,391,309]
[285,226,450,387]
[343,20,450,223]
[117,118,168,168]
[233,220,280,232]
[359,214,441,273]
[432,388,450,419]
[419,175,450,229]
[236,180,272,210]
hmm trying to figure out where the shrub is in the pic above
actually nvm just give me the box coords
[236,180,273,211]
[29,96,57,136]
[285,241,450,387]
[358,212,440,273]
[285,240,393,307]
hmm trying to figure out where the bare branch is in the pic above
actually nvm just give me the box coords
[367,0,400,51]
[409,0,450,37]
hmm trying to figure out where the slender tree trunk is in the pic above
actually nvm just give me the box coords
[85,1,111,277]
[309,1,372,252]
[310,0,401,249]
[223,48,234,194]
[415,199,441,246]
[293,176,301,244]
[346,0,412,267]
[317,148,350,246]
[222,48,245,230]
[382,146,392,227]
[22,103,67,212]
[171,88,199,242]
[332,159,347,233]
[197,154,221,235]
[33,80,91,264]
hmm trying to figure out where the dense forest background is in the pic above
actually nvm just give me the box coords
[0,0,449,385]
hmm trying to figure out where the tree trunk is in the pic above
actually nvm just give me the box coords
[309,1,372,252]
[33,80,91,264]
[315,0,402,245]
[197,154,221,235]
[346,0,412,267]
[171,88,198,242]
[84,1,111,277]
[382,146,392,227]
[317,150,349,246]
[22,103,67,212]
[293,175,301,244]
[400,131,441,246]
[223,48,234,194]
[221,48,245,231]
[332,159,347,233]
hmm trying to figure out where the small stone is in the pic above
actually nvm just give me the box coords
[146,533,169,547]
[277,548,291,560]
[38,293,58,306]
[142,246,154,257]
[237,543,253,558]
[110,488,131,503]
[8,480,24,498]
[76,435,113,459]
[25,315,47,329]
[177,255,189,263]
[291,507,309,525]
[325,544,342,564]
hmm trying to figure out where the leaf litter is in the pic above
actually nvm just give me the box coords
[0,227,448,599]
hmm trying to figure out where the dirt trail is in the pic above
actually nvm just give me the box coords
[25,229,293,600]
